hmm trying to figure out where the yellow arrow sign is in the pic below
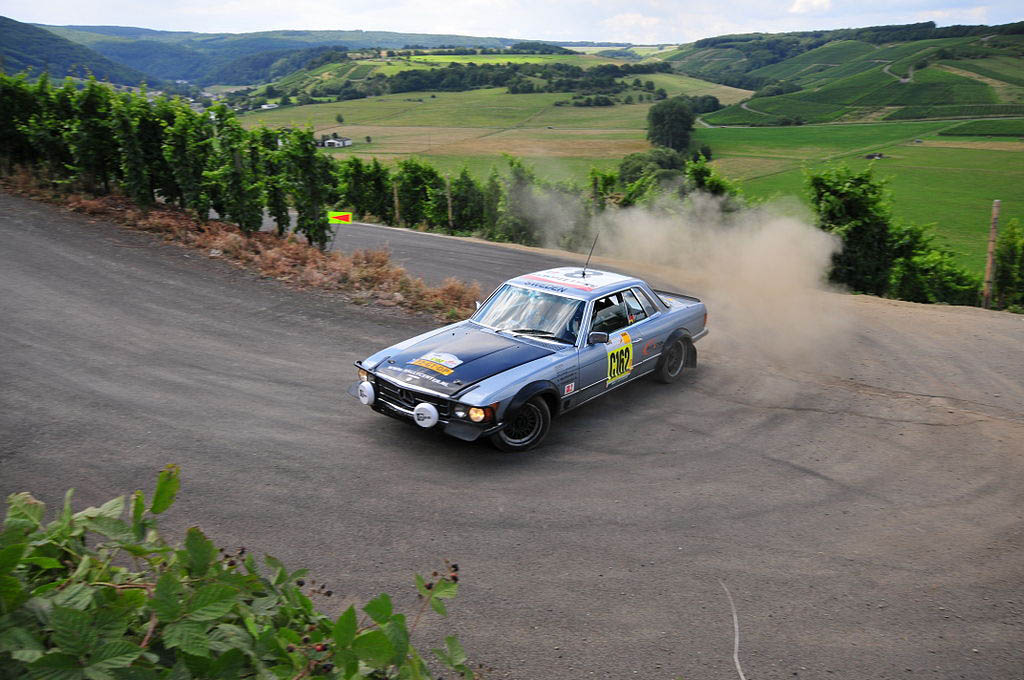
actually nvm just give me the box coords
[328,211,353,223]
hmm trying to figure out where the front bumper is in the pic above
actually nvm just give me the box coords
[348,377,502,442]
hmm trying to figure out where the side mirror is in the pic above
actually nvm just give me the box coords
[587,331,609,345]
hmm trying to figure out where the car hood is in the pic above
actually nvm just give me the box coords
[376,325,554,397]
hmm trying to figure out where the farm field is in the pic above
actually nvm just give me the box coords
[704,125,1024,273]
[243,91,1021,275]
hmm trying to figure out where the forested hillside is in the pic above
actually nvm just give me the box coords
[34,24,535,84]
[0,16,152,85]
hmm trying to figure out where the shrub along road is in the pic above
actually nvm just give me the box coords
[1,192,1022,679]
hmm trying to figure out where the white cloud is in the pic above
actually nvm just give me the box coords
[916,5,990,23]
[600,13,664,44]
[789,0,832,14]
[2,0,1021,44]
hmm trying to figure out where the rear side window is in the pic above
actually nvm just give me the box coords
[621,289,648,325]
[631,287,658,316]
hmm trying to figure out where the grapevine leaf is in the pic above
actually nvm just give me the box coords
[332,605,356,648]
[186,584,237,621]
[150,465,180,515]
[22,556,63,570]
[182,527,215,577]
[52,583,94,610]
[27,652,84,680]
[81,517,134,544]
[432,579,457,599]
[6,493,46,528]
[85,641,140,672]
[152,572,183,622]
[0,543,26,575]
[50,606,96,658]
[163,621,209,658]
[351,630,394,667]
[363,593,392,625]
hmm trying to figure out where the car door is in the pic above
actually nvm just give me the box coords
[574,289,653,405]
[621,287,665,377]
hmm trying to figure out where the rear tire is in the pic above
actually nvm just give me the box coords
[655,337,690,383]
[489,396,551,452]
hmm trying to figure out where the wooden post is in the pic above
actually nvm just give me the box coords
[445,174,454,232]
[982,199,1001,309]
[392,182,401,226]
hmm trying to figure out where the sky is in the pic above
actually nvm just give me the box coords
[1,0,1020,44]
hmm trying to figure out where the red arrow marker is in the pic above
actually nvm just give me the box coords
[328,212,352,223]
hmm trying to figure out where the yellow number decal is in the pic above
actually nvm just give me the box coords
[606,332,633,384]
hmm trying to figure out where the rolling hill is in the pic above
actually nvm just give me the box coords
[33,24,551,84]
[700,32,1024,124]
[0,16,153,85]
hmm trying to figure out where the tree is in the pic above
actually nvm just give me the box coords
[112,92,152,209]
[69,77,117,193]
[645,97,695,152]
[806,164,895,295]
[618,147,686,185]
[338,155,370,218]
[335,113,345,124]
[394,157,443,227]
[282,128,337,249]
[887,222,980,306]
[162,102,214,220]
[207,106,263,234]
[0,73,40,171]
[448,168,485,233]
[254,127,291,236]
[993,218,1023,309]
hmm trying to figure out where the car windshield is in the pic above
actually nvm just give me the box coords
[472,284,584,345]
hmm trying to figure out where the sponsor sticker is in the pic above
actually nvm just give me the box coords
[388,366,451,388]
[522,268,630,292]
[641,339,661,357]
[410,352,463,376]
[563,382,575,396]
[606,331,633,385]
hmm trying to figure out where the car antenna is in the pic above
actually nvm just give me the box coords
[582,232,599,278]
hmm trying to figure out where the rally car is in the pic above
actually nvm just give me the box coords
[349,267,708,451]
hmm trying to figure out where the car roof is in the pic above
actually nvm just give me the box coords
[508,267,643,301]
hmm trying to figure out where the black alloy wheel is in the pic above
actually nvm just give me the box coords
[490,396,551,452]
[655,337,687,383]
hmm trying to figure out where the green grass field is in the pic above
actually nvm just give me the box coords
[698,124,1024,273]
[939,118,1024,136]
[885,103,1024,120]
[943,56,1024,88]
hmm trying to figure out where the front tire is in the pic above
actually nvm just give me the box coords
[490,396,551,452]
[655,337,691,383]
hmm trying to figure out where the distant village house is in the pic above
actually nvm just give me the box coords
[323,138,353,147]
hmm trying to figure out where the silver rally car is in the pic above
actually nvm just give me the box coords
[350,267,708,451]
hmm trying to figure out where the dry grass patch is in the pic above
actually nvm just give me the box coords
[1,171,480,321]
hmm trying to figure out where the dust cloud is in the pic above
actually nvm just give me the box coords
[547,192,852,372]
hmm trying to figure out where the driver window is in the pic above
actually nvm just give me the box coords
[590,292,629,333]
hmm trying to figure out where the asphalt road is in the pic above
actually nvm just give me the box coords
[2,193,1022,679]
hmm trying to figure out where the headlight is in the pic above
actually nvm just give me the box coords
[454,403,495,423]
[358,368,369,382]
